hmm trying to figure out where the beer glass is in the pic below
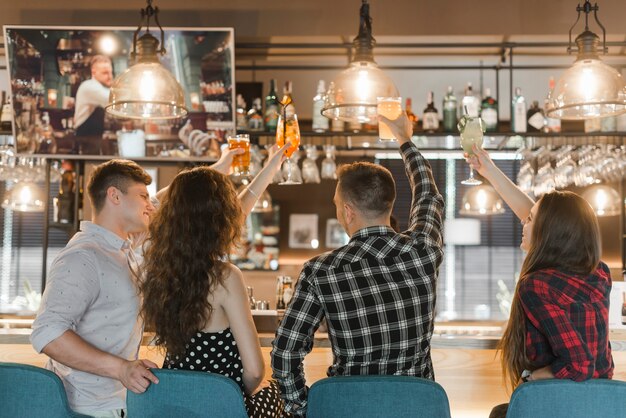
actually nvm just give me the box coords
[276,113,301,185]
[377,97,402,142]
[228,134,251,177]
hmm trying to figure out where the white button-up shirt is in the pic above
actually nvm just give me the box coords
[31,221,143,412]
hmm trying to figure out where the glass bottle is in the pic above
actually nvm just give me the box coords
[544,77,561,133]
[236,94,247,130]
[422,92,439,132]
[56,162,75,224]
[527,100,545,132]
[312,80,329,133]
[264,79,279,133]
[282,81,295,117]
[442,86,458,132]
[247,98,264,131]
[512,87,527,133]
[480,88,498,132]
[461,83,480,117]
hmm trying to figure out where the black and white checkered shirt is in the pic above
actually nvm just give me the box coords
[271,142,444,416]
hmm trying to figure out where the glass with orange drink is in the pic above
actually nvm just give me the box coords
[276,112,301,184]
[228,134,251,176]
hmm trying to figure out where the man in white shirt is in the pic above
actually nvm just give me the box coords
[31,159,159,417]
[74,55,113,154]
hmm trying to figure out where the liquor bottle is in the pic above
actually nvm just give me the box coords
[527,101,545,132]
[422,92,439,132]
[544,77,561,133]
[37,112,56,154]
[511,87,527,133]
[461,83,480,117]
[480,88,498,132]
[55,162,75,224]
[276,276,285,310]
[247,98,264,131]
[0,93,12,131]
[236,94,247,130]
[264,79,279,133]
[442,86,457,132]
[312,80,329,133]
[405,98,418,131]
[621,292,626,325]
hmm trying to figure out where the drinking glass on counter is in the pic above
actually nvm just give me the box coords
[276,112,301,185]
[228,134,251,177]
[458,112,485,185]
[376,97,402,142]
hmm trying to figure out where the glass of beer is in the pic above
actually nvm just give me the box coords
[228,134,251,177]
[276,112,301,185]
[377,97,402,142]
[458,113,485,185]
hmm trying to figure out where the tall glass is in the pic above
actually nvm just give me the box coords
[228,134,251,177]
[458,114,485,185]
[377,97,402,142]
[276,113,301,185]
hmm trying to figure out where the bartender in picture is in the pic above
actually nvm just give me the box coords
[74,55,113,154]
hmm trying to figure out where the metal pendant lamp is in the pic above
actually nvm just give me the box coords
[321,0,399,124]
[459,185,505,216]
[106,0,187,120]
[545,0,626,120]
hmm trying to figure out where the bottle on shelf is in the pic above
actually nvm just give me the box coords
[584,117,601,133]
[1,93,12,131]
[461,83,480,117]
[55,161,75,224]
[236,94,247,130]
[527,100,545,132]
[37,111,56,154]
[264,79,279,133]
[247,98,264,131]
[544,77,561,133]
[480,88,498,132]
[511,87,527,133]
[247,286,256,310]
[600,115,617,132]
[312,80,329,133]
[422,92,440,132]
[442,86,458,132]
[276,276,285,310]
[405,98,418,131]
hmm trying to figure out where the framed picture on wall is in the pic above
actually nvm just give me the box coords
[289,214,318,249]
[325,218,349,248]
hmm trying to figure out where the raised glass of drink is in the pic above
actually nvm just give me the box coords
[276,112,301,185]
[228,134,251,177]
[458,114,485,185]
[377,97,402,142]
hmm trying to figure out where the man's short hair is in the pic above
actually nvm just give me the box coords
[90,55,111,69]
[337,162,396,218]
[88,159,152,213]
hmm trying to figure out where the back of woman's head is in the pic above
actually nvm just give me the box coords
[500,190,601,391]
[141,167,243,356]
[527,191,600,276]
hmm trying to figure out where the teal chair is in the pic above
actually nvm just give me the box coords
[307,375,451,418]
[507,379,626,418]
[0,362,90,418]
[127,369,248,418]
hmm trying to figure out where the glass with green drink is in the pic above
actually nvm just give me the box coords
[458,108,485,185]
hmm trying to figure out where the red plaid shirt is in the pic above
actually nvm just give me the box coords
[519,261,614,381]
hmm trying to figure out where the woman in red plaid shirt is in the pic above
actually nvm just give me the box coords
[467,145,614,418]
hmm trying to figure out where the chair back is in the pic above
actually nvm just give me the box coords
[127,369,248,418]
[307,375,451,418]
[0,362,90,418]
[507,379,626,418]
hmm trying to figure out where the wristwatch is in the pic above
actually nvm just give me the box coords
[521,369,533,382]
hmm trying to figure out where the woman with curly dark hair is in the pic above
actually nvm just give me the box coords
[141,146,288,417]
[466,145,614,418]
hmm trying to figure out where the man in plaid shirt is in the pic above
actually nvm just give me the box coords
[271,112,444,416]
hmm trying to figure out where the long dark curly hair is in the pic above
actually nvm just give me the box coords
[140,166,244,357]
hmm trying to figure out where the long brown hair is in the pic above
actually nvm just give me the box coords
[499,191,601,390]
[140,167,244,357]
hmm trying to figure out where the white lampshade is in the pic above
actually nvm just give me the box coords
[459,185,505,216]
[2,182,45,212]
[581,184,620,217]
[444,218,481,245]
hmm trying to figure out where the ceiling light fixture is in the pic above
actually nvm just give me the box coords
[459,185,505,216]
[321,0,399,124]
[581,184,620,217]
[545,0,626,120]
[1,182,45,213]
[105,0,187,120]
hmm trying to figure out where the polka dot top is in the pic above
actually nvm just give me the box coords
[163,328,245,392]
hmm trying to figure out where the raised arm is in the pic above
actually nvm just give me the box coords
[467,145,535,221]
[238,144,287,217]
